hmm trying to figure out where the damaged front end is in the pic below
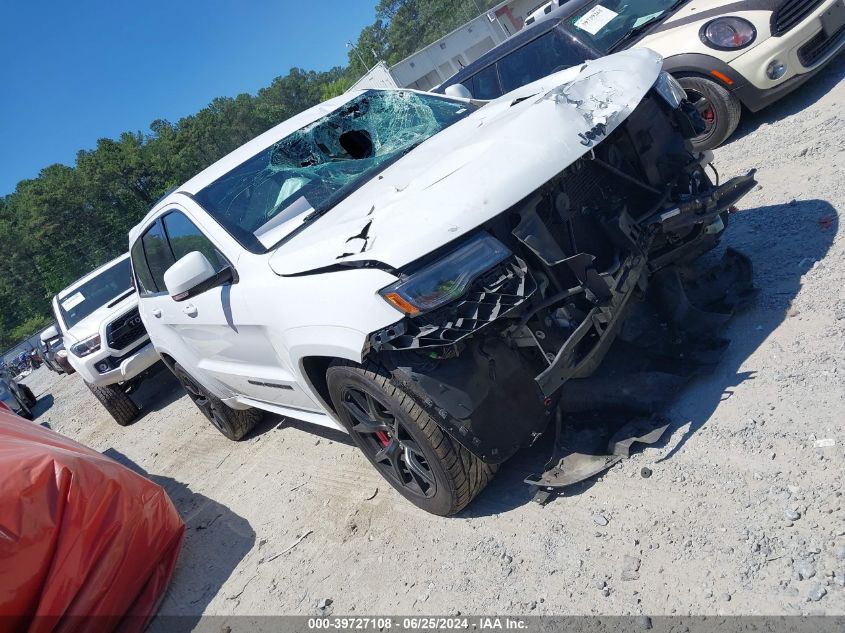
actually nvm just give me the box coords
[366,77,758,478]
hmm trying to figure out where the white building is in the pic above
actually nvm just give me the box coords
[352,0,543,92]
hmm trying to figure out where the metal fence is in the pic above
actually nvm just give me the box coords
[2,331,46,366]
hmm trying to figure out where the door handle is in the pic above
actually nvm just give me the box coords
[183,304,198,318]
[151,309,162,318]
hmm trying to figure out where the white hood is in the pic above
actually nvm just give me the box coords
[268,48,663,276]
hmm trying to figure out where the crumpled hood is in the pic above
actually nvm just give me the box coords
[62,293,138,345]
[269,48,663,276]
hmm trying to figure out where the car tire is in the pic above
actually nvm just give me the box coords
[86,382,139,427]
[171,363,262,441]
[678,76,742,151]
[326,360,497,516]
[21,384,37,408]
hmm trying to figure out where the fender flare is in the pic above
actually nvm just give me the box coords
[662,53,749,90]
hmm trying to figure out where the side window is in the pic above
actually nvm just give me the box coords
[162,212,227,272]
[470,65,503,100]
[498,32,584,93]
[130,236,157,296]
[142,220,176,293]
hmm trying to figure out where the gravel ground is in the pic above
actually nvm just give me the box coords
[21,58,845,623]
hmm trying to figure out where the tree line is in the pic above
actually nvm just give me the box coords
[0,0,502,350]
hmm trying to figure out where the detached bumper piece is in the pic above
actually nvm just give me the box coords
[526,248,757,503]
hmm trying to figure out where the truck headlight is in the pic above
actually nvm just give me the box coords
[700,17,756,50]
[70,334,101,358]
[653,71,687,109]
[379,233,511,316]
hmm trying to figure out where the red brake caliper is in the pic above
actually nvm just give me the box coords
[375,431,391,447]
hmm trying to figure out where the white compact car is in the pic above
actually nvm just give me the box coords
[52,254,161,425]
[439,0,845,149]
[129,49,757,515]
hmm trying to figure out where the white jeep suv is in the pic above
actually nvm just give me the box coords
[130,49,757,515]
[52,254,161,425]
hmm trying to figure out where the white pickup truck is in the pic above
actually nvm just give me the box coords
[52,254,161,425]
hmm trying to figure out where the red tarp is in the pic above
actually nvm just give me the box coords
[0,411,185,633]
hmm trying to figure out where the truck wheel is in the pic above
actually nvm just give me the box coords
[326,360,497,516]
[21,385,37,408]
[678,76,742,151]
[172,363,262,440]
[86,382,139,427]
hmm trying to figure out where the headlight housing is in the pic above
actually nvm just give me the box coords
[379,233,511,316]
[653,71,688,109]
[70,334,101,358]
[700,17,756,50]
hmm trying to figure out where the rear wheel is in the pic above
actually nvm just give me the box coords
[171,363,262,440]
[86,382,139,427]
[678,76,742,151]
[327,360,496,516]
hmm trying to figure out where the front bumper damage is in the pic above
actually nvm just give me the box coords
[367,94,759,491]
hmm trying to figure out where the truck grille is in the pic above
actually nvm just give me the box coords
[772,0,825,35]
[798,22,845,65]
[106,308,146,350]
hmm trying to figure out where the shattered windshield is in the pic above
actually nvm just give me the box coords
[564,0,686,52]
[194,90,474,250]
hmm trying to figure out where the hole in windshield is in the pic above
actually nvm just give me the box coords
[194,90,474,251]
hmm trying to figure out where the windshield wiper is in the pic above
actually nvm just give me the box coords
[107,288,135,308]
[612,0,688,49]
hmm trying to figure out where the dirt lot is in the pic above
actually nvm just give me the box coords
[22,59,845,622]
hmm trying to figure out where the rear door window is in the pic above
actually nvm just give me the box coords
[130,237,158,295]
[141,220,175,294]
[498,31,585,93]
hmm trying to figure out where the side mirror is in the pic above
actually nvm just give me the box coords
[445,83,473,100]
[164,251,234,302]
[40,325,60,342]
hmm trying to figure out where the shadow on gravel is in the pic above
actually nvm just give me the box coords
[31,394,54,420]
[728,52,845,144]
[103,448,255,631]
[278,417,355,446]
[132,365,186,420]
[462,200,839,517]
[657,199,839,462]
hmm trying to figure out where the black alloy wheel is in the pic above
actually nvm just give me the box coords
[178,369,229,433]
[170,362,261,441]
[341,385,437,499]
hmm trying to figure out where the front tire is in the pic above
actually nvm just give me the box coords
[171,363,262,440]
[327,360,496,516]
[678,76,742,151]
[86,382,139,427]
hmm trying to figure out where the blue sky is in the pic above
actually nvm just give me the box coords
[0,0,379,195]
